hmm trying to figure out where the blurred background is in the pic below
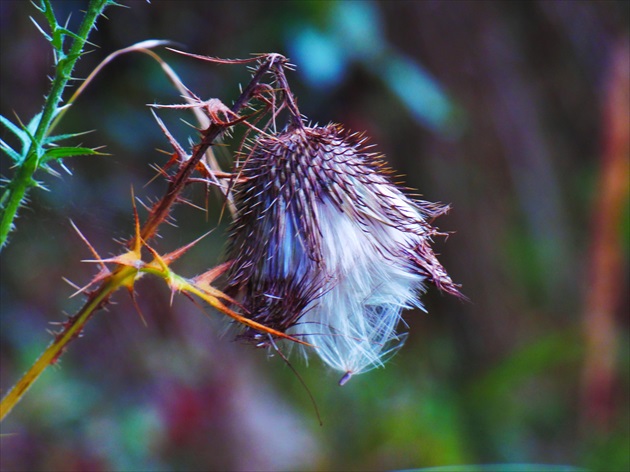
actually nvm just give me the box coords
[1,1,628,471]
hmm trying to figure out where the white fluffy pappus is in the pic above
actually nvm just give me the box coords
[225,124,461,384]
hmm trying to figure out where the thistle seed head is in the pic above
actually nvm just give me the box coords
[225,124,460,381]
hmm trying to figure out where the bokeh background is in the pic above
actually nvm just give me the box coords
[1,1,628,471]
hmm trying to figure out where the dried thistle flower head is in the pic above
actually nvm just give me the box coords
[226,123,461,384]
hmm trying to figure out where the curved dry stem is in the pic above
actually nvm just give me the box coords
[49,39,174,133]
[48,39,233,207]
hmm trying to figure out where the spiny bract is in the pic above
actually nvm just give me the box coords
[225,123,460,383]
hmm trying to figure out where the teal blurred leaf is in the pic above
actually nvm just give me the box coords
[289,26,347,88]
[287,1,460,135]
[380,54,455,133]
[330,1,385,60]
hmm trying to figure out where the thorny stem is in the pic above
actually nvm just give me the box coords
[0,266,137,421]
[140,54,280,242]
[0,54,294,422]
[0,0,110,249]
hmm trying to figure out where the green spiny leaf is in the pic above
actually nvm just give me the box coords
[30,0,45,14]
[0,140,23,164]
[30,177,48,191]
[58,27,93,45]
[16,115,40,157]
[42,146,104,162]
[58,160,73,176]
[25,112,43,139]
[39,163,61,177]
[0,115,29,148]
[102,1,128,12]
[43,130,94,145]
[29,16,52,42]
